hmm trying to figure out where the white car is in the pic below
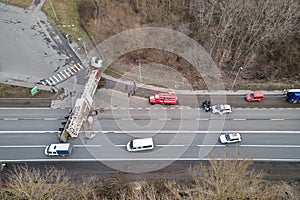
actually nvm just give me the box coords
[211,104,232,114]
[219,133,242,144]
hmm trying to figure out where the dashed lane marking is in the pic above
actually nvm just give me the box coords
[3,118,18,120]
[233,118,246,120]
[270,119,285,121]
[156,144,185,147]
[240,145,300,148]
[43,118,58,120]
[158,118,172,120]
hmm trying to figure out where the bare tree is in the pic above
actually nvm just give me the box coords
[1,165,72,200]
[187,151,276,200]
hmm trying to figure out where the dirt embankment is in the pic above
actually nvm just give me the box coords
[77,0,300,90]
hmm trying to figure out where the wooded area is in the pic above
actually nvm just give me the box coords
[77,0,299,89]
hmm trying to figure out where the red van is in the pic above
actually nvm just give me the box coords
[149,92,177,105]
[245,92,264,102]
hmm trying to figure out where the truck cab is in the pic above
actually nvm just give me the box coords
[149,92,177,105]
[285,89,300,103]
[44,143,73,156]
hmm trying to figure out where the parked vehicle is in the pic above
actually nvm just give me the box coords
[219,133,242,144]
[211,104,232,114]
[285,89,300,103]
[245,92,264,102]
[44,143,73,156]
[126,138,154,152]
[149,92,177,105]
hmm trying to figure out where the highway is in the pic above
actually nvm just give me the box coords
[1,108,300,170]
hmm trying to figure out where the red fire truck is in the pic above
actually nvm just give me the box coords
[149,92,177,105]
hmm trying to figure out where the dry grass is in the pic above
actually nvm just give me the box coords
[0,83,55,98]
[42,0,91,45]
[0,0,32,8]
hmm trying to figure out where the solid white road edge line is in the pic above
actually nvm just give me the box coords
[2,158,300,162]
[0,145,103,148]
[1,131,300,134]
[240,145,300,148]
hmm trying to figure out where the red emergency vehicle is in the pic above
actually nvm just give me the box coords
[149,92,177,105]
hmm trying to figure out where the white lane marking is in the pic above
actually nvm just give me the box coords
[146,108,151,110]
[68,68,75,74]
[115,145,126,147]
[59,72,66,78]
[41,81,46,85]
[196,118,209,120]
[3,118,18,120]
[74,145,102,147]
[137,108,143,110]
[23,118,40,120]
[240,145,300,148]
[270,119,285,121]
[233,118,246,120]
[49,77,56,84]
[170,108,175,109]
[57,73,63,80]
[0,107,52,110]
[120,118,134,120]
[45,79,51,85]
[53,75,59,82]
[71,66,78,72]
[158,118,171,120]
[43,118,58,120]
[3,158,300,162]
[0,145,102,148]
[0,145,45,148]
[75,65,81,71]
[64,69,71,76]
[156,145,185,147]
[77,63,84,69]
[1,130,300,134]
[197,144,225,147]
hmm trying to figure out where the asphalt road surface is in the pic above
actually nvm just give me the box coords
[0,107,299,177]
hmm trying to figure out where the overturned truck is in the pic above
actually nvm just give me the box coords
[58,57,102,142]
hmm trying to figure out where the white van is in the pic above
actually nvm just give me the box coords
[44,143,73,156]
[126,138,154,152]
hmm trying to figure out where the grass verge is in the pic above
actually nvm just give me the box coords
[0,83,55,98]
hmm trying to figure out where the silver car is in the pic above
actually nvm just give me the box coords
[211,104,232,114]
